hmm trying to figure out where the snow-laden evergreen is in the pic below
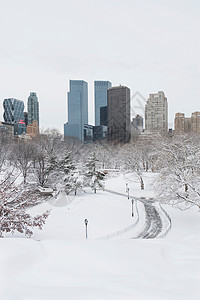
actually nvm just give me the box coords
[84,152,105,193]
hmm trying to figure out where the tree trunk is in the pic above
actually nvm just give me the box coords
[23,170,27,184]
[185,183,188,192]
[140,177,144,190]
[185,183,188,198]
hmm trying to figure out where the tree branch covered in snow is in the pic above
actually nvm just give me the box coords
[154,134,200,210]
[0,174,50,238]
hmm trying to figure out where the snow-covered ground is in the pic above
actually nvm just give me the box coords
[1,173,200,300]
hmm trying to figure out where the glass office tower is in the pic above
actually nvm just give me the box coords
[27,92,39,125]
[3,98,25,124]
[94,81,112,126]
[64,80,88,141]
[3,98,26,135]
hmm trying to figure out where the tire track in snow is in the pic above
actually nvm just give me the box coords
[104,189,171,239]
[134,202,162,239]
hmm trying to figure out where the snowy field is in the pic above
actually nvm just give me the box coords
[0,173,200,300]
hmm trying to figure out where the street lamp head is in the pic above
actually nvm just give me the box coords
[84,219,88,225]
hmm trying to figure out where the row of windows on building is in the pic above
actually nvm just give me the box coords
[174,112,200,133]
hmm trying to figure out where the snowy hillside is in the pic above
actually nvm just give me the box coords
[0,173,200,300]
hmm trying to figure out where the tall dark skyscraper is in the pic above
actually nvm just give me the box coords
[100,106,108,126]
[24,112,28,126]
[94,81,112,126]
[107,86,131,143]
[64,80,88,141]
[27,92,39,125]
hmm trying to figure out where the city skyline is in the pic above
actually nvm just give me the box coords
[0,0,199,132]
[2,83,200,135]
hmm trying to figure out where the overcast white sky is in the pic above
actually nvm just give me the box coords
[0,0,199,132]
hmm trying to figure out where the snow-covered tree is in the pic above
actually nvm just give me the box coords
[60,152,75,174]
[34,151,48,187]
[33,136,60,188]
[0,175,50,238]
[59,152,77,195]
[39,128,64,155]
[84,153,105,193]
[0,130,10,173]
[10,140,36,184]
[89,141,112,169]
[122,143,145,190]
[154,134,200,210]
[72,172,84,195]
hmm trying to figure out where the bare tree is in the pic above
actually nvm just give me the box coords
[33,140,59,187]
[10,140,36,184]
[122,142,146,190]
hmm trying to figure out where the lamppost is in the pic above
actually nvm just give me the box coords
[126,183,128,193]
[84,219,88,239]
[131,199,134,217]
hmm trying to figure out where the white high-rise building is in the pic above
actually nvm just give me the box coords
[145,91,168,132]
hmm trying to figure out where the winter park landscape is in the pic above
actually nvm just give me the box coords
[1,0,200,299]
[0,133,200,300]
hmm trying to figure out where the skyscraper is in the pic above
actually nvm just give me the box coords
[3,98,25,124]
[94,81,112,126]
[145,91,168,132]
[3,98,26,135]
[27,92,39,125]
[100,106,108,126]
[107,86,130,143]
[64,80,88,141]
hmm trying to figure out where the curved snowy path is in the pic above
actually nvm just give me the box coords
[135,202,162,239]
[104,189,171,239]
